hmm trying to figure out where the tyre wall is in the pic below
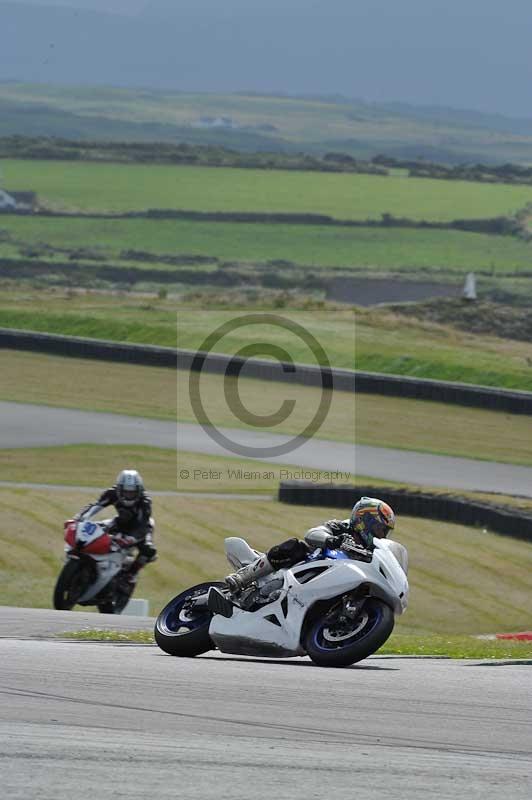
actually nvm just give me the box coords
[2,327,532,412]
[278,481,532,543]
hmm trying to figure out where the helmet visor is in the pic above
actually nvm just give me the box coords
[372,521,391,538]
[122,488,139,502]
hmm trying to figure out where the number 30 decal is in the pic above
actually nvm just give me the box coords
[82,522,97,536]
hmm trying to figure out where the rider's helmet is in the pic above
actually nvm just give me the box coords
[350,497,395,547]
[116,469,144,507]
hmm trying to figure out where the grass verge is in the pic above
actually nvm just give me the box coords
[0,444,355,494]
[379,633,532,659]
[355,307,532,391]
[354,393,532,466]
[0,295,355,369]
[1,442,530,512]
[62,630,155,644]
[59,629,532,659]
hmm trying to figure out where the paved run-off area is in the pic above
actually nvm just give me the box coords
[0,611,530,800]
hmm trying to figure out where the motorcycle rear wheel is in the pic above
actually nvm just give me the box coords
[304,598,394,667]
[53,559,94,611]
[154,581,226,657]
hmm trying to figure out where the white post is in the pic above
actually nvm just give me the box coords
[463,272,477,301]
[122,598,150,616]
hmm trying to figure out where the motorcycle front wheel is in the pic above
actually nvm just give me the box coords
[53,559,94,610]
[97,575,136,614]
[304,598,394,667]
[154,581,226,657]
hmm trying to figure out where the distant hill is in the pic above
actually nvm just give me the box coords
[2,81,532,165]
[0,95,293,153]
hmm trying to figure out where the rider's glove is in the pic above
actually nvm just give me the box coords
[326,520,347,535]
[326,534,345,550]
[112,533,137,550]
[341,535,373,562]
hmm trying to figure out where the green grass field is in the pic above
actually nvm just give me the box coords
[1,486,530,636]
[1,290,531,390]
[4,158,532,220]
[3,215,532,273]
[2,352,532,465]
[355,308,532,390]
[0,292,355,368]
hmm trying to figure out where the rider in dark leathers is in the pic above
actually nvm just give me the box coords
[76,470,157,584]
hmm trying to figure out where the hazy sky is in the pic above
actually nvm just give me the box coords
[3,0,532,118]
[5,0,145,12]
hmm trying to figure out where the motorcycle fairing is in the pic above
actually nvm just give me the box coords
[209,546,408,658]
[76,552,126,603]
[64,520,135,604]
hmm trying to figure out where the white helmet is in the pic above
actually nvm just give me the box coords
[116,470,144,507]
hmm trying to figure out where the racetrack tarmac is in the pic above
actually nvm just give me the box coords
[0,400,356,473]
[2,401,532,496]
[0,609,530,800]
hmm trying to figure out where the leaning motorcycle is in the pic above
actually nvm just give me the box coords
[53,519,137,614]
[155,535,408,667]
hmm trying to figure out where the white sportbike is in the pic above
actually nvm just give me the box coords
[155,535,408,667]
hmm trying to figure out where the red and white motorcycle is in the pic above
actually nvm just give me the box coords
[53,519,138,614]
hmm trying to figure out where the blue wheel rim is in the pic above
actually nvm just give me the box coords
[158,588,211,636]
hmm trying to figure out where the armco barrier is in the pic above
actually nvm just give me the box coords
[2,327,532,412]
[278,481,532,543]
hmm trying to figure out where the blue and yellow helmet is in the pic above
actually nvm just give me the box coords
[350,497,396,546]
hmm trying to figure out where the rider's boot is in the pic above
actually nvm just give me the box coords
[225,555,274,595]
[121,557,145,586]
[118,570,138,591]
